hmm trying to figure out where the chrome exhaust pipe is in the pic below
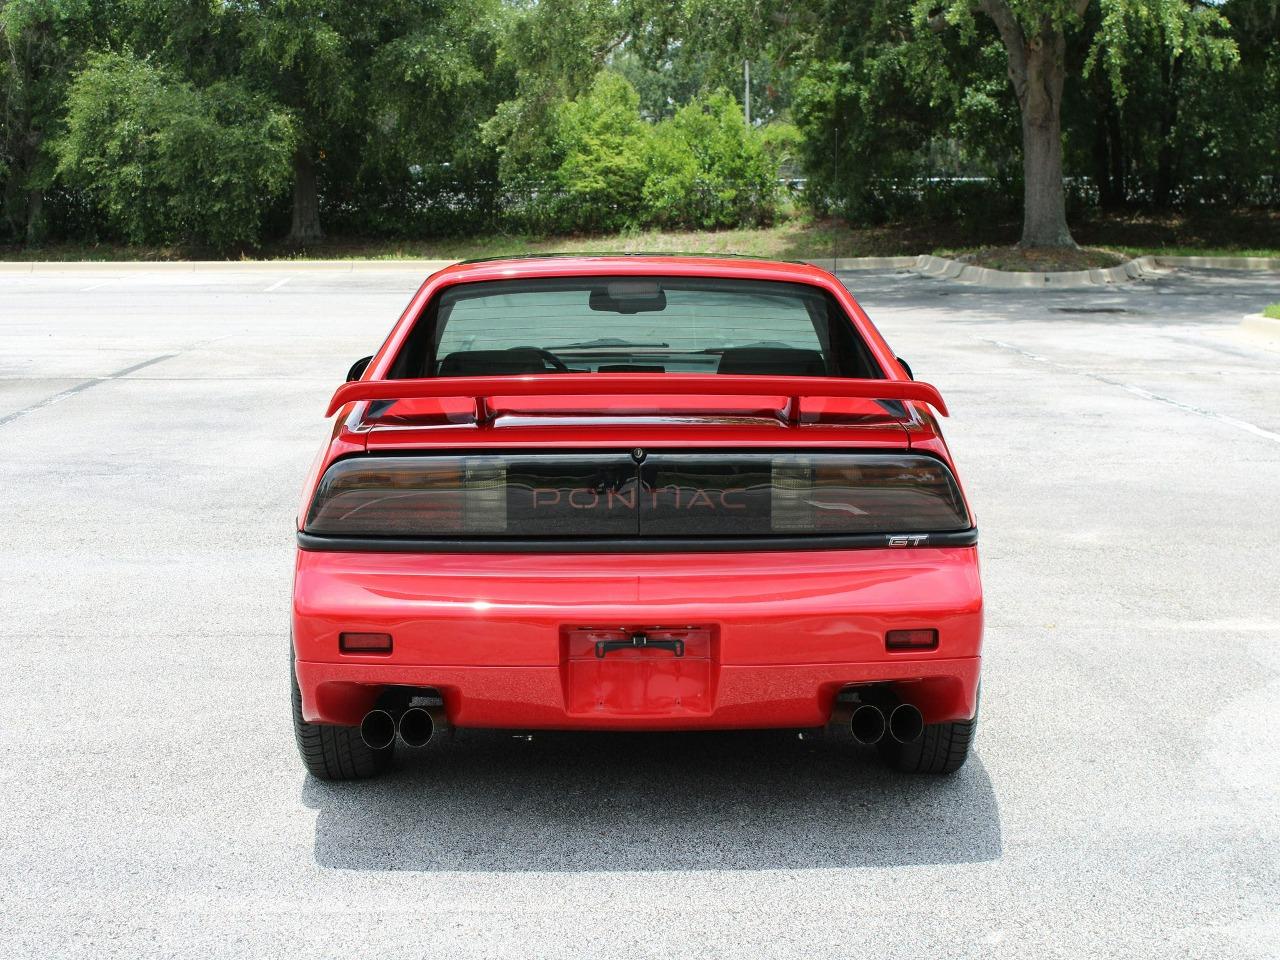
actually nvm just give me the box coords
[849,704,887,745]
[889,703,924,744]
[397,706,435,748]
[359,709,397,750]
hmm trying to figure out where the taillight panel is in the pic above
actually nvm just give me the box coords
[641,453,968,536]
[304,452,971,539]
[305,453,636,537]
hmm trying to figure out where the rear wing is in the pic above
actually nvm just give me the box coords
[325,373,949,420]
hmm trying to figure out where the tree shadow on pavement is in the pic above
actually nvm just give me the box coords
[302,728,1001,872]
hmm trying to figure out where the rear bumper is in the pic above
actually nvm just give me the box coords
[292,546,983,730]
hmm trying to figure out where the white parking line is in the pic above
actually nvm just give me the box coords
[80,279,119,292]
[264,277,291,292]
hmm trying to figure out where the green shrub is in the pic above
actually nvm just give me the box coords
[1264,304,1280,320]
[643,91,779,230]
[554,72,652,233]
[55,52,296,250]
[511,74,784,235]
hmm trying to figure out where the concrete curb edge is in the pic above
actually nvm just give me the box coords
[1241,312,1280,337]
[0,258,458,274]
[2,253,1278,281]
[907,254,1171,288]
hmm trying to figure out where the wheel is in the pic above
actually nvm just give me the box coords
[878,696,978,775]
[291,659,393,780]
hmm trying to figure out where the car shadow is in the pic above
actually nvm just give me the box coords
[302,729,1002,872]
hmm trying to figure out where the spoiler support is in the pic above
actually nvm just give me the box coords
[325,373,949,420]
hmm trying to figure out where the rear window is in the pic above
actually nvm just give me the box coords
[390,276,881,379]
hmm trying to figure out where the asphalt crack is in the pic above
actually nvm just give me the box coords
[978,337,1280,445]
[0,354,177,428]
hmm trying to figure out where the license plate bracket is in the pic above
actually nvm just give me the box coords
[563,626,715,716]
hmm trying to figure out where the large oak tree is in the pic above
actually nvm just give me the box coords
[925,0,1236,246]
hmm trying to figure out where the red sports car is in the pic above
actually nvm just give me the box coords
[291,256,982,779]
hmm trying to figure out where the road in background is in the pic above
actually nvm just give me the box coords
[1,266,1278,959]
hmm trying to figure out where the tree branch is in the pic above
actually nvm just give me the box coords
[977,0,1028,89]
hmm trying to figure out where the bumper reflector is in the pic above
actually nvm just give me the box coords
[339,632,393,654]
[886,628,938,650]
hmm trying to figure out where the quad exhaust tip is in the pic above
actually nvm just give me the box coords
[849,704,887,745]
[359,709,397,751]
[889,703,924,744]
[360,704,446,750]
[397,707,435,748]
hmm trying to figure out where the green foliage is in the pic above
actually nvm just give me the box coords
[511,74,782,234]
[1,0,1277,250]
[482,0,638,184]
[1,0,116,241]
[644,91,778,228]
[554,72,653,231]
[55,52,296,249]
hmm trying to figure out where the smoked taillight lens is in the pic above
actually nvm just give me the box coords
[304,454,638,537]
[766,454,969,534]
[306,456,508,535]
[643,453,970,536]
[304,452,970,539]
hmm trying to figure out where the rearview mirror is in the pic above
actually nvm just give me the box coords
[346,355,373,382]
[589,280,666,314]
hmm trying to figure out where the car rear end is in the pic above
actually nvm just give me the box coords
[290,258,982,779]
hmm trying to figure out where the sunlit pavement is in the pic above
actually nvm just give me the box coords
[1,265,1277,959]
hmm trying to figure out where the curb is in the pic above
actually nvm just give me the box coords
[2,253,1277,282]
[910,254,1167,288]
[0,258,456,274]
[804,256,919,271]
[1241,312,1280,337]
[1155,256,1280,271]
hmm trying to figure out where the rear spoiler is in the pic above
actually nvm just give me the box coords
[325,373,949,420]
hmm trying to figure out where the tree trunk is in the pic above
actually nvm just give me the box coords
[980,1,1079,248]
[1105,103,1126,208]
[1092,78,1125,210]
[1091,106,1113,209]
[1153,55,1181,208]
[25,188,45,245]
[288,147,323,244]
[1016,34,1075,247]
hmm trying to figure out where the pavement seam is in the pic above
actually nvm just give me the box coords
[977,336,1280,445]
[0,354,176,429]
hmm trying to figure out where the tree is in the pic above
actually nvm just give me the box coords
[482,0,638,185]
[923,0,1236,247]
[232,0,501,244]
[55,51,296,249]
[644,90,779,228]
[555,71,652,231]
[0,0,113,242]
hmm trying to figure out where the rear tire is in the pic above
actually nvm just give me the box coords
[291,660,393,780]
[879,699,978,775]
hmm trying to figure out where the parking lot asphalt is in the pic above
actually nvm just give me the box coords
[1,264,1277,959]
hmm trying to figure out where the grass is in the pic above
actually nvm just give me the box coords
[1264,304,1280,320]
[3,208,1278,266]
